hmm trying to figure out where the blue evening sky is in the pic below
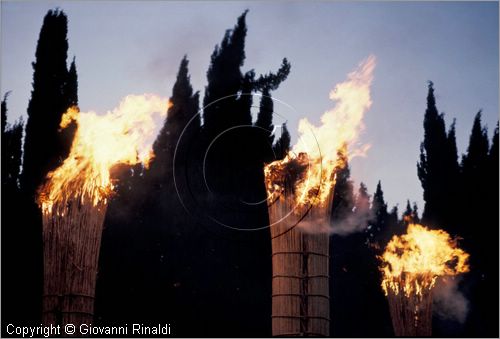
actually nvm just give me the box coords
[1,1,498,213]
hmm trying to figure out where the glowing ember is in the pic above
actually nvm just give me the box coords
[38,94,170,214]
[379,223,470,297]
[264,55,376,208]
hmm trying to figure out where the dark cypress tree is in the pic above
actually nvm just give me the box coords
[201,10,290,200]
[355,182,371,220]
[412,202,420,224]
[330,148,355,224]
[272,123,291,160]
[1,93,24,190]
[255,88,274,135]
[417,81,458,233]
[462,112,490,180]
[484,122,499,335]
[65,57,78,107]
[254,59,291,163]
[1,91,9,133]
[202,10,290,136]
[150,56,200,186]
[461,112,490,248]
[461,112,490,253]
[202,10,249,134]
[444,119,461,230]
[254,87,276,164]
[488,124,499,226]
[490,123,499,173]
[21,9,78,198]
[370,180,388,245]
[447,120,459,172]
[401,200,420,226]
[387,205,401,237]
[461,113,498,337]
[402,199,413,223]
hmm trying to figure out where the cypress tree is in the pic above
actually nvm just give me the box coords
[461,112,490,257]
[21,9,78,198]
[387,205,401,236]
[201,11,289,199]
[255,88,274,135]
[355,182,371,222]
[1,93,24,191]
[412,202,420,224]
[65,57,78,107]
[272,123,291,160]
[330,147,355,224]
[203,10,249,134]
[150,56,200,186]
[488,124,499,224]
[402,200,413,224]
[462,112,490,179]
[1,91,9,133]
[370,180,388,245]
[417,81,458,232]
[461,114,498,337]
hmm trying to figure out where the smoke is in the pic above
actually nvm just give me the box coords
[433,277,469,324]
[330,208,374,236]
[296,207,374,236]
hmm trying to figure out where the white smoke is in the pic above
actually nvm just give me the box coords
[296,207,373,236]
[329,208,373,236]
[433,277,469,324]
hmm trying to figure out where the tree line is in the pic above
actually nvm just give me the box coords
[1,8,498,337]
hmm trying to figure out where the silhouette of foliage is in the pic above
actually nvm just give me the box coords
[21,9,78,198]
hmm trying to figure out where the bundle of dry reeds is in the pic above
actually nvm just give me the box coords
[42,192,107,328]
[386,274,433,336]
[269,187,331,337]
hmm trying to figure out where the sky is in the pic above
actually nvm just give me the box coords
[1,1,498,214]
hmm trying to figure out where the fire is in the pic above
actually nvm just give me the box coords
[379,223,469,297]
[264,55,376,208]
[38,94,169,214]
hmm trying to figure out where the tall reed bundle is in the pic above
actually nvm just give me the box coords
[42,193,107,328]
[269,188,331,337]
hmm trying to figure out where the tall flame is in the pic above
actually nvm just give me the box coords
[379,223,469,297]
[265,55,376,208]
[38,94,170,214]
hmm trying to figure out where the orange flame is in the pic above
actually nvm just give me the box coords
[38,94,169,214]
[379,223,469,297]
[265,55,376,208]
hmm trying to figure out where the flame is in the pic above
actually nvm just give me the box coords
[379,223,469,297]
[38,94,169,214]
[265,55,376,208]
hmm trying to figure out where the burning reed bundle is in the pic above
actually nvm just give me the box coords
[40,193,107,326]
[264,55,377,337]
[379,223,469,336]
[37,95,167,328]
[267,176,332,337]
[384,274,433,336]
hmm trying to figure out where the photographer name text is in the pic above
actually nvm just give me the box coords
[6,323,171,337]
